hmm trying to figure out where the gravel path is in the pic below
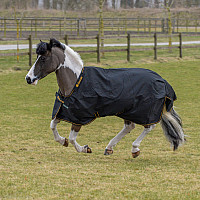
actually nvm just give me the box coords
[0,41,200,50]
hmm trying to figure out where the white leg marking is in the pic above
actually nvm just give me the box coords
[69,130,87,153]
[132,124,156,153]
[106,122,135,150]
[50,118,66,145]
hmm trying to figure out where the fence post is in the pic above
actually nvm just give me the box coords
[97,34,100,63]
[127,33,130,62]
[186,19,188,32]
[124,18,127,34]
[195,19,198,33]
[149,19,151,34]
[84,19,87,36]
[118,18,120,36]
[49,20,52,38]
[59,20,62,39]
[28,35,32,67]
[20,20,23,38]
[64,35,68,45]
[35,18,37,38]
[172,19,175,33]
[137,18,140,34]
[154,33,157,60]
[4,17,6,37]
[161,18,165,33]
[179,33,182,58]
[16,19,20,63]
[77,19,80,36]
[70,19,73,34]
[31,19,33,35]
[64,17,66,36]
[176,13,180,33]
[111,21,114,35]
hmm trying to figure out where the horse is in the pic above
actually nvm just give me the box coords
[25,38,185,158]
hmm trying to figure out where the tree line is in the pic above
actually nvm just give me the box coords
[1,0,200,10]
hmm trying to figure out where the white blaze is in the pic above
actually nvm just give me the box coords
[25,55,41,85]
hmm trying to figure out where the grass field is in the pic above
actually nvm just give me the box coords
[0,51,200,199]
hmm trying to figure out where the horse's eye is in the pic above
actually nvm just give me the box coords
[41,56,46,61]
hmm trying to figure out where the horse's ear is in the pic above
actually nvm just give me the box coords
[49,38,65,50]
[46,43,52,51]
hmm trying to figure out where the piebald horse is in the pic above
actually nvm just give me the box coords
[25,39,185,158]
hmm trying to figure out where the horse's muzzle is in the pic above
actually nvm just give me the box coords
[26,76,32,84]
[25,75,38,85]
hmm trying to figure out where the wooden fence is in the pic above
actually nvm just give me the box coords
[0,17,200,38]
[0,35,32,66]
[65,33,200,62]
[0,33,200,65]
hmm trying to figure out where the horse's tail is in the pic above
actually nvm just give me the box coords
[160,106,185,151]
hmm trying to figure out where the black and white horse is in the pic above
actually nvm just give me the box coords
[25,39,185,158]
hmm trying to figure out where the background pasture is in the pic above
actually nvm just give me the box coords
[0,51,200,199]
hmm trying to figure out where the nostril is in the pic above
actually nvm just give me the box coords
[26,76,32,84]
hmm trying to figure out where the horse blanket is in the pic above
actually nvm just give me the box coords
[52,67,177,126]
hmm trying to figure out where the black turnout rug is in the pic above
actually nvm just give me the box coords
[52,67,176,126]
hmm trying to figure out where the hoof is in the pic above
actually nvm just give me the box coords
[104,149,113,155]
[63,138,68,147]
[132,151,140,158]
[84,145,92,153]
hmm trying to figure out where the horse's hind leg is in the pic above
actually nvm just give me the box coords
[132,124,156,158]
[104,120,135,155]
[50,118,68,147]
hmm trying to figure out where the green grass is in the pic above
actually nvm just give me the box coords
[0,51,200,199]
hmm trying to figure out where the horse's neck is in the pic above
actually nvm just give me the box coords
[56,67,77,96]
[56,45,83,96]
[57,45,83,78]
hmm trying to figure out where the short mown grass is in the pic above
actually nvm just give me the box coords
[0,50,199,199]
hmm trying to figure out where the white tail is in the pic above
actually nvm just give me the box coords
[160,106,185,150]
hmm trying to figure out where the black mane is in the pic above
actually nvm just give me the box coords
[50,38,66,51]
[36,39,65,55]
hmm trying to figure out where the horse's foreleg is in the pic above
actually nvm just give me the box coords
[50,118,68,147]
[104,120,135,155]
[69,125,92,153]
[132,124,156,158]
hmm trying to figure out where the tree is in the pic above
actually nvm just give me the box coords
[155,0,159,8]
[38,0,44,9]
[44,0,50,9]
[164,0,174,48]
[115,0,121,9]
[31,0,38,9]
[99,0,105,57]
[135,0,140,8]
[106,0,112,8]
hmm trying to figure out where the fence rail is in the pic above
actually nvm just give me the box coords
[0,33,200,65]
[0,17,200,38]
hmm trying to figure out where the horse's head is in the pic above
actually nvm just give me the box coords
[25,38,66,85]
